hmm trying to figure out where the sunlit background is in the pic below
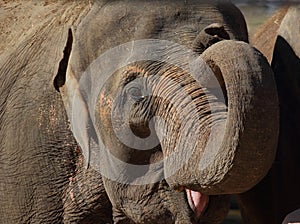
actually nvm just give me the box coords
[237,1,284,36]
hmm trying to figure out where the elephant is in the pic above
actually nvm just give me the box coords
[236,5,300,224]
[53,0,279,223]
[0,0,279,224]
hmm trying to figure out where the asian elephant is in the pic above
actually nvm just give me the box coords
[0,0,279,224]
[237,5,300,224]
[55,0,279,223]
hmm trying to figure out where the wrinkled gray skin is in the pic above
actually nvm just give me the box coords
[0,1,112,223]
[237,5,300,224]
[0,1,279,224]
[55,1,278,224]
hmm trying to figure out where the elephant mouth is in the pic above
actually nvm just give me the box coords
[185,188,209,220]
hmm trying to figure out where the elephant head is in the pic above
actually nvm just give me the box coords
[54,1,279,223]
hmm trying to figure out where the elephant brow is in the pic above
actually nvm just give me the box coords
[122,65,148,85]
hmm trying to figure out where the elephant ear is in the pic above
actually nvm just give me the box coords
[54,28,97,168]
[192,23,230,54]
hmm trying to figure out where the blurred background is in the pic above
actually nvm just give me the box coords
[237,1,284,36]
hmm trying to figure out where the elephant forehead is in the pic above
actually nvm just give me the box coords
[70,1,242,77]
[82,0,210,39]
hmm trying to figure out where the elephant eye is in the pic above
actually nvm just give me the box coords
[126,84,145,102]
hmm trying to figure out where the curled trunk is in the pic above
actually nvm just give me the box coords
[158,40,279,194]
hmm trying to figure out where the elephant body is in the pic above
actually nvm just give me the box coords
[0,1,279,224]
[250,6,289,62]
[237,5,300,224]
[0,1,113,223]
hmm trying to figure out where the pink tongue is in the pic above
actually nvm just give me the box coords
[186,189,209,218]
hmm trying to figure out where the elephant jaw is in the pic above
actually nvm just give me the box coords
[185,189,209,219]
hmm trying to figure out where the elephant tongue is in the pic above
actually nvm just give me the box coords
[186,189,209,218]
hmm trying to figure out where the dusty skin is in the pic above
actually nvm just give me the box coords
[0,1,280,224]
